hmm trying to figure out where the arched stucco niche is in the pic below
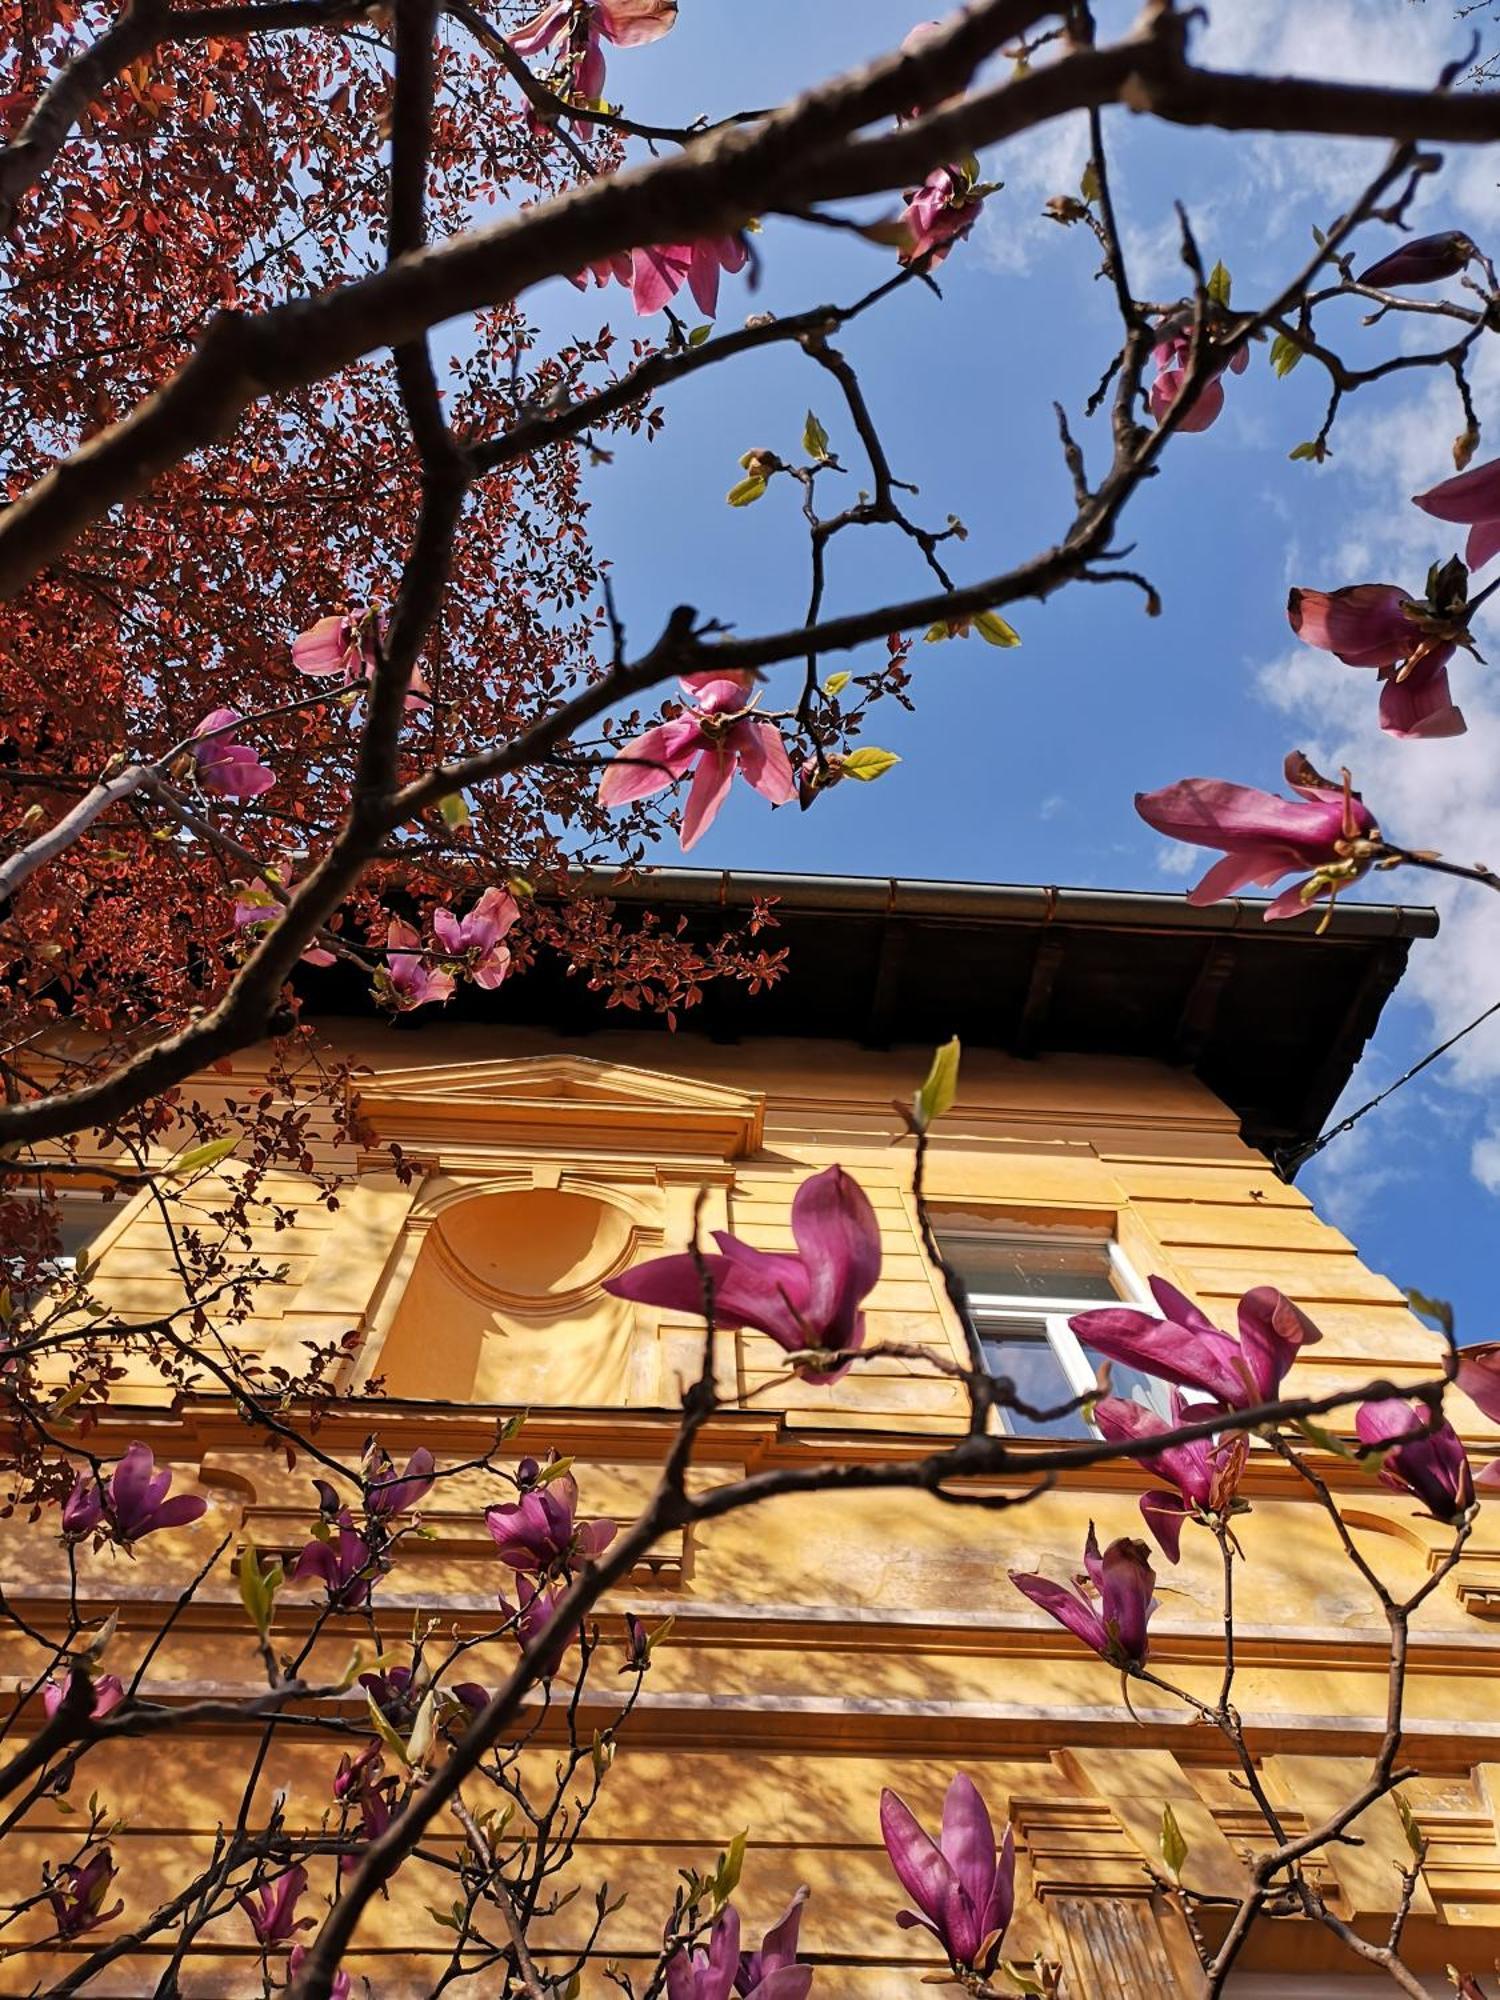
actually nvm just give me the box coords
[376,1181,655,1404]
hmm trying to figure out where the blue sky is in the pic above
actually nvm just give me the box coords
[531,0,1500,1333]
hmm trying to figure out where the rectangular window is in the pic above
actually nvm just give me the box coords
[933,1221,1166,1437]
[2,1190,113,1299]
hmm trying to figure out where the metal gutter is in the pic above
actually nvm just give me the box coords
[569,866,1440,941]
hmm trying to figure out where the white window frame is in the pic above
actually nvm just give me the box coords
[939,1229,1167,1435]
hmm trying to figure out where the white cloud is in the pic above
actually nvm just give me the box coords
[1472,1125,1500,1194]
[1153,840,1198,879]
[975,117,1092,277]
[1253,342,1500,1180]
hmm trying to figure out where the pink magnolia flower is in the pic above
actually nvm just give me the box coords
[48,1848,122,1940]
[287,1946,351,2000]
[898,163,988,269]
[1358,230,1475,289]
[1072,1277,1322,1412]
[1457,1344,1500,1424]
[500,1575,577,1677]
[1415,455,1500,572]
[239,1865,313,1948]
[358,1662,420,1721]
[191,709,274,801]
[879,1773,1014,1980]
[485,1468,616,1573]
[598,669,794,849]
[606,1163,880,1381]
[364,1443,436,1517]
[331,1747,400,1876]
[629,234,750,318]
[61,1474,105,1539]
[1092,1392,1248,1562]
[1355,1399,1475,1522]
[511,0,676,126]
[1148,319,1248,433]
[231,878,336,969]
[735,1887,814,1999]
[292,607,430,712]
[1288,577,1466,739]
[384,919,456,1010]
[293,1511,375,1609]
[1009,1526,1156,1670]
[667,1904,743,2000]
[432,887,519,990]
[1135,753,1380,921]
[42,1673,125,1724]
[570,249,634,293]
[64,1444,208,1545]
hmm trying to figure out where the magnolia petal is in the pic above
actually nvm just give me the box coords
[1237,1287,1322,1399]
[1139,1489,1190,1563]
[1008,1569,1109,1657]
[879,1787,956,1926]
[790,1165,881,1350]
[679,746,736,850]
[1457,1344,1500,1423]
[940,1773,998,1946]
[1414,453,1500,524]
[733,719,797,806]
[597,719,700,806]
[1378,656,1467,739]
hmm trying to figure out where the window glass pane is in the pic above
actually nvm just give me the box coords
[55,1199,109,1262]
[935,1228,1119,1300]
[1077,1344,1167,1417]
[974,1315,1091,1438]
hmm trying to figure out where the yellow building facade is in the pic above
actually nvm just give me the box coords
[7,872,1499,1997]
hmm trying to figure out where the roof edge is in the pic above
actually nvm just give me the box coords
[571,867,1440,942]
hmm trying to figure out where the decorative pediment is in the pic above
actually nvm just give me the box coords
[352,1055,764,1161]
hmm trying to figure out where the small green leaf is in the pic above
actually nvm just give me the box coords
[1207,259,1231,306]
[687,324,712,347]
[438,792,470,831]
[1269,332,1304,378]
[802,410,830,460]
[536,1455,575,1484]
[714,1829,748,1907]
[405,1691,437,1769]
[236,1543,283,1643]
[1405,1287,1455,1342]
[365,1689,411,1765]
[974,610,1022,647]
[1394,1790,1426,1858]
[823,671,851,697]
[169,1136,238,1178]
[1080,160,1101,205]
[915,1037,961,1130]
[1160,1801,1189,1880]
[1289,439,1327,464]
[726,476,767,508]
[1294,1417,1358,1460]
[499,1411,528,1441]
[333,1646,400,1693]
[841,747,901,782]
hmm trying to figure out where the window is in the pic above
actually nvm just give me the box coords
[933,1222,1166,1438]
[2,1190,113,1302]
